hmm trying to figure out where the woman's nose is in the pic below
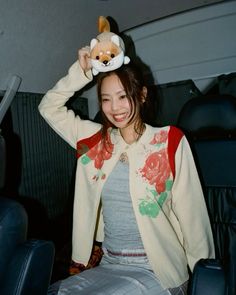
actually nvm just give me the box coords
[111,99,119,111]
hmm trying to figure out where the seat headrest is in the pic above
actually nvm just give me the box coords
[177,95,236,139]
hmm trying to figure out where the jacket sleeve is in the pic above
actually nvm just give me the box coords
[38,60,101,149]
[171,136,215,272]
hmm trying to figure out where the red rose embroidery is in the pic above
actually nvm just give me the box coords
[150,130,168,145]
[140,149,170,194]
[86,134,114,170]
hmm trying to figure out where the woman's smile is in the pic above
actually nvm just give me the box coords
[112,112,129,122]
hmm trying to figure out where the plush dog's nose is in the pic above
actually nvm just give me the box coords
[103,60,109,65]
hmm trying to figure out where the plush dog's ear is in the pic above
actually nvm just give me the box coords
[98,16,110,33]
[111,35,120,47]
[90,38,98,50]
[124,56,131,64]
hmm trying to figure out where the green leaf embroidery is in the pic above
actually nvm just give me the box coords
[165,179,173,191]
[158,192,167,207]
[139,200,160,218]
[139,178,172,218]
[81,155,91,165]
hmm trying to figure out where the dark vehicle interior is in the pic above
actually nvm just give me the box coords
[0,0,236,294]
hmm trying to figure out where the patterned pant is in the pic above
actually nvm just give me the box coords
[48,264,188,295]
[169,281,188,295]
[49,248,188,295]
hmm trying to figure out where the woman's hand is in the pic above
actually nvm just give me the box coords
[78,46,92,73]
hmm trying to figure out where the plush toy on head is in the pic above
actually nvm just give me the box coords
[90,16,130,76]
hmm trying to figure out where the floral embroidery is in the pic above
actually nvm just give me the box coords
[80,133,114,181]
[139,148,173,218]
[140,149,170,193]
[77,130,102,159]
[150,130,168,146]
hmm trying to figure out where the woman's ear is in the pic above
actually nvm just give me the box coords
[141,86,148,103]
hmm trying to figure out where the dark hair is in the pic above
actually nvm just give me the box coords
[96,62,152,139]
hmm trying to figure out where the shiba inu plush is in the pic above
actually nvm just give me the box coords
[90,16,130,76]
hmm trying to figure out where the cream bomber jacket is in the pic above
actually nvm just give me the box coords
[38,60,215,289]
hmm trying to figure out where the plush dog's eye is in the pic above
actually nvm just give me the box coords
[111,54,115,58]
[96,56,100,60]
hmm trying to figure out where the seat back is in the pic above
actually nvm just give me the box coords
[0,197,28,287]
[177,94,236,294]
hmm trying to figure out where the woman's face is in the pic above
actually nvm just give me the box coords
[100,74,139,132]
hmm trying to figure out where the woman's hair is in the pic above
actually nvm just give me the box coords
[96,62,152,139]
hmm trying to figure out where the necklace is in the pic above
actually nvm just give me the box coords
[119,152,129,164]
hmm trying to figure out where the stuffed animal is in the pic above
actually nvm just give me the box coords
[90,16,130,76]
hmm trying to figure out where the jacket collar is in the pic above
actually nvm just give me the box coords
[110,124,156,151]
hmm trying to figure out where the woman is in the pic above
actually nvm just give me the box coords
[39,47,215,294]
